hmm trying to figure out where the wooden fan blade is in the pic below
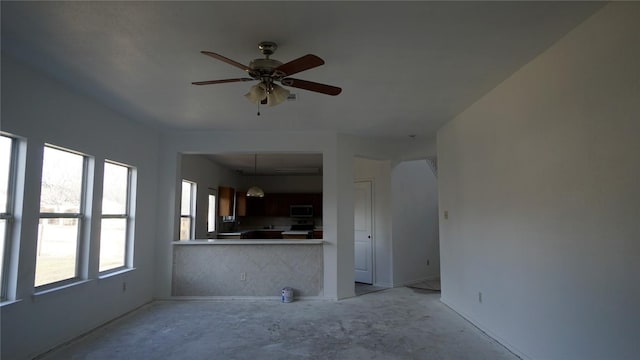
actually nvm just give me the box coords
[192,78,254,85]
[201,51,251,72]
[281,78,342,96]
[275,54,324,77]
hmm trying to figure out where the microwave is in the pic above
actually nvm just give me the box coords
[290,205,313,218]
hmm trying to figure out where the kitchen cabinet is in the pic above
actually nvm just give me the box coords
[254,230,283,239]
[218,186,235,217]
[246,197,265,216]
[235,192,247,216]
[218,233,241,239]
[264,196,280,217]
[244,193,322,217]
[282,231,311,239]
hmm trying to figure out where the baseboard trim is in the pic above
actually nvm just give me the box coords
[394,275,440,288]
[439,297,529,360]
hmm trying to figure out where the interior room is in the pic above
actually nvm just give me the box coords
[1,2,638,359]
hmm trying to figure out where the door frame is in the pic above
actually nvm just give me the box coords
[354,179,375,285]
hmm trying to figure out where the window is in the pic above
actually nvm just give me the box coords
[99,161,134,273]
[35,145,88,287]
[180,180,195,240]
[1,134,17,299]
[207,190,216,233]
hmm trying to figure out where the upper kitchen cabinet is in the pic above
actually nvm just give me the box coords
[244,193,322,217]
[218,186,235,216]
[235,191,247,217]
[246,196,265,216]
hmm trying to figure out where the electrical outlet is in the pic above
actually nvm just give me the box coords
[478,292,482,303]
[444,210,449,220]
[240,272,246,281]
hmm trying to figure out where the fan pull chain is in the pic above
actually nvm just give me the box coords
[257,101,260,116]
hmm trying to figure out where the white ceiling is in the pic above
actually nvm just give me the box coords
[1,1,603,141]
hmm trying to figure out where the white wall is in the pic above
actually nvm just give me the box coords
[354,157,393,287]
[1,55,160,360]
[438,3,640,359]
[391,160,439,285]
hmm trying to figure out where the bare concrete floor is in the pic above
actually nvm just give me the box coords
[40,287,517,360]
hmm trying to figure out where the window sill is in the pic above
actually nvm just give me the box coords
[98,267,136,280]
[0,298,23,308]
[33,279,93,298]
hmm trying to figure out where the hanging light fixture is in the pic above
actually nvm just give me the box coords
[246,154,265,198]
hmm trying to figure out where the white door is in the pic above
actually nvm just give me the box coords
[354,181,373,284]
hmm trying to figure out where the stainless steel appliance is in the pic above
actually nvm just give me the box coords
[290,204,313,218]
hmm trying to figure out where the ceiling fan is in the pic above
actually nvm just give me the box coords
[192,41,342,107]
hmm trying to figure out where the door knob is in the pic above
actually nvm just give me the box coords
[368,235,371,238]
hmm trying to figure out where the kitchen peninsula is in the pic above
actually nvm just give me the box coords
[172,237,324,298]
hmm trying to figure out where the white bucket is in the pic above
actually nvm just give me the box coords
[281,287,294,303]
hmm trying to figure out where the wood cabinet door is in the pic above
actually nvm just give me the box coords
[264,195,280,216]
[218,186,235,216]
[246,196,265,216]
[235,191,246,217]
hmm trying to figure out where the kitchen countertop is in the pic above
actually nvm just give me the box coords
[174,239,324,245]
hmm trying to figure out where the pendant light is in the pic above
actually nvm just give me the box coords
[246,154,265,198]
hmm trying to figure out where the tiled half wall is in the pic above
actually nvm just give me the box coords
[172,244,323,297]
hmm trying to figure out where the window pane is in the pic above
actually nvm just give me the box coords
[35,218,78,286]
[40,147,83,213]
[208,194,216,232]
[99,218,126,272]
[181,181,191,216]
[0,136,11,212]
[102,163,128,214]
[180,217,190,240]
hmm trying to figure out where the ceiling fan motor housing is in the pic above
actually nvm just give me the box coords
[249,58,285,81]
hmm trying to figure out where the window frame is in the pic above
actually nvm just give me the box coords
[99,160,134,274]
[35,144,90,290]
[0,134,19,301]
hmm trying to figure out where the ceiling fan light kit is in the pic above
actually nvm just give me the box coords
[193,41,341,107]
[244,82,290,107]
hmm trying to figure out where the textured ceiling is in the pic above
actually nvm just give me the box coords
[1,1,603,141]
